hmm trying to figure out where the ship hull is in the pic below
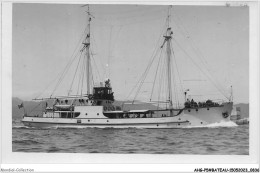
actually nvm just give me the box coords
[182,102,233,126]
[22,121,190,129]
[22,102,233,129]
[22,117,190,129]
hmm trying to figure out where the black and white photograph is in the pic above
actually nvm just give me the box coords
[1,1,259,172]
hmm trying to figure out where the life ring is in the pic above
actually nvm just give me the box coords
[222,112,229,118]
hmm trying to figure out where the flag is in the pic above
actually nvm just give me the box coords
[18,103,23,109]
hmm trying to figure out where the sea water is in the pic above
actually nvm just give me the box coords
[12,120,249,154]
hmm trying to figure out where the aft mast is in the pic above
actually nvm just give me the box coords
[82,5,91,95]
[161,6,174,111]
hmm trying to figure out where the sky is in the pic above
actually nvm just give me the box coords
[12,3,249,104]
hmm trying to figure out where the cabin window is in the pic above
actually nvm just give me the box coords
[61,112,67,118]
[60,112,80,118]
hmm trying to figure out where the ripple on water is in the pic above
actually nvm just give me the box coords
[156,136,168,141]
[206,146,218,152]
[13,139,40,145]
[12,124,249,154]
[47,147,61,153]
[167,142,177,145]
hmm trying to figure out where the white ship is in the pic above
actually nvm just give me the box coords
[21,5,233,128]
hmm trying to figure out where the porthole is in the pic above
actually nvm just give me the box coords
[196,109,198,111]
[207,108,209,110]
[188,110,191,112]
[97,113,99,115]
[201,122,203,124]
[107,120,109,122]
[178,123,180,125]
[88,120,90,122]
[85,113,88,115]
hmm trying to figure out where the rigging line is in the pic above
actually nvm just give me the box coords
[90,60,95,91]
[50,50,81,97]
[91,28,109,80]
[126,18,168,100]
[171,64,179,108]
[50,27,88,94]
[156,51,163,108]
[173,39,229,99]
[94,14,165,27]
[111,26,122,51]
[81,52,88,96]
[71,25,89,59]
[170,41,183,106]
[132,35,170,102]
[87,51,94,92]
[90,49,101,82]
[108,26,123,74]
[157,47,167,109]
[68,51,84,95]
[126,44,160,100]
[35,41,84,98]
[163,48,169,108]
[91,33,106,78]
[112,8,166,20]
[150,48,163,101]
[172,10,209,65]
[157,47,165,107]
[76,54,85,96]
[118,15,165,27]
[110,26,122,54]
[107,25,113,78]
[132,46,162,103]
[48,27,87,98]
[28,102,43,115]
[89,53,94,94]
[94,8,165,22]
[170,41,183,93]
[173,21,215,80]
[95,7,166,17]
[172,11,228,95]
[35,71,65,99]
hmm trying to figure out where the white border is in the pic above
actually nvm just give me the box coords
[1,0,259,172]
